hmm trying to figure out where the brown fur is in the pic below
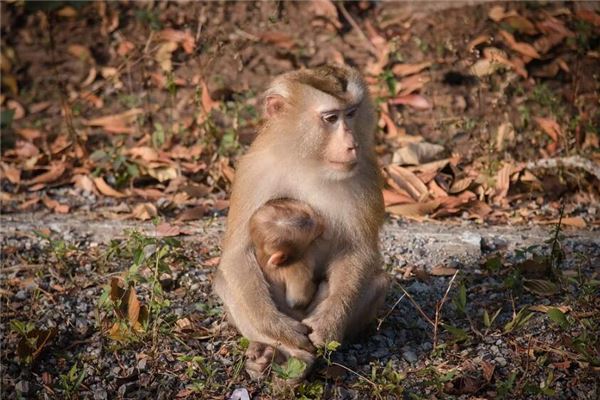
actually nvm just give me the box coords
[213,65,390,381]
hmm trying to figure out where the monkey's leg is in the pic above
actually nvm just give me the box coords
[345,269,390,339]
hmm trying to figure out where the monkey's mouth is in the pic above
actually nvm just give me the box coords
[327,160,358,171]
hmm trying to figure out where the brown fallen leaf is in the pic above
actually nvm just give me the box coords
[496,122,515,151]
[201,80,217,114]
[387,165,429,201]
[128,287,141,327]
[42,196,69,214]
[481,361,495,382]
[308,0,342,29]
[259,31,295,49]
[467,35,491,52]
[176,205,205,222]
[1,163,20,184]
[396,74,430,96]
[523,278,559,296]
[157,28,195,54]
[156,41,178,72]
[27,163,66,186]
[534,117,562,142]
[93,176,126,198]
[540,216,587,228]
[392,62,431,77]
[494,163,512,201]
[155,222,181,237]
[430,266,458,276]
[7,100,25,119]
[386,200,440,218]
[67,44,93,61]
[72,175,98,194]
[382,189,414,207]
[84,108,143,134]
[16,128,43,140]
[131,203,158,220]
[488,5,506,22]
[390,94,432,110]
[504,15,537,35]
[449,177,473,194]
[392,142,444,166]
[499,30,540,59]
[117,40,135,56]
[529,305,571,314]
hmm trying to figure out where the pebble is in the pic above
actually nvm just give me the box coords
[15,290,27,301]
[402,349,418,363]
[495,356,507,367]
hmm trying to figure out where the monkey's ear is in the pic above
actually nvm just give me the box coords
[265,94,286,118]
[268,251,287,266]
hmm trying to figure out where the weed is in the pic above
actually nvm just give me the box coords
[58,363,87,399]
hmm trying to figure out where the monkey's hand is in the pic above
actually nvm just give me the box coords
[302,306,345,348]
[263,311,315,353]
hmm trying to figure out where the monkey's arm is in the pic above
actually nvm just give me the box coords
[302,247,378,346]
[215,242,314,352]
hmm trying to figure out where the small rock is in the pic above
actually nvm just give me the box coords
[460,232,482,247]
[371,348,389,358]
[15,380,29,394]
[495,356,507,367]
[402,349,418,363]
[490,345,499,354]
[229,388,250,400]
[93,388,108,400]
[421,342,432,351]
[15,290,27,301]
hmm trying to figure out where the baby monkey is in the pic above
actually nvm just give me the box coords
[249,198,324,318]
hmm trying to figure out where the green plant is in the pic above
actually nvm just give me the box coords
[59,363,86,399]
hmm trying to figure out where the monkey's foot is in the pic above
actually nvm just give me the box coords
[245,342,281,380]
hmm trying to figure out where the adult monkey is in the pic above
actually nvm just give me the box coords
[213,65,389,378]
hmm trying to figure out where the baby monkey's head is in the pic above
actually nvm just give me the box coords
[249,198,324,267]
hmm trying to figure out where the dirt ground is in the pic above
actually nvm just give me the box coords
[1,1,599,399]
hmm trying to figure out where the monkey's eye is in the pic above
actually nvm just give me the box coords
[346,108,357,118]
[322,114,338,124]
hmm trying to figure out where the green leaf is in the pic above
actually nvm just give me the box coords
[547,308,569,329]
[326,340,341,352]
[443,324,469,342]
[483,310,491,328]
[272,357,307,380]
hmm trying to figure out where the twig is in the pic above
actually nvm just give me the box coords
[331,362,379,389]
[526,156,600,181]
[395,282,434,327]
[376,293,406,330]
[433,271,458,347]
[337,3,379,57]
[1,264,43,273]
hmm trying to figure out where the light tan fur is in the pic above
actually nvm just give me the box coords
[249,198,324,318]
[213,65,390,380]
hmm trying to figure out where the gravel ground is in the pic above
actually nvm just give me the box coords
[1,212,599,399]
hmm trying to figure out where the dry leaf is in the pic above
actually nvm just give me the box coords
[392,62,431,77]
[386,200,440,218]
[494,163,512,201]
[131,203,158,220]
[157,29,195,54]
[540,217,587,228]
[496,122,515,151]
[176,205,205,222]
[7,100,25,119]
[387,165,429,201]
[504,15,537,35]
[148,166,178,182]
[382,189,414,207]
[67,44,92,61]
[27,163,66,186]
[499,30,540,59]
[16,128,43,140]
[128,287,141,327]
[93,176,126,198]
[523,279,559,296]
[259,31,295,49]
[481,361,495,382]
[430,266,458,276]
[392,142,444,166]
[469,59,501,77]
[449,177,473,194]
[201,80,217,114]
[467,35,491,52]
[529,305,571,314]
[156,41,178,72]
[72,175,97,194]
[84,108,143,134]
[396,74,430,96]
[390,94,432,110]
[42,196,69,214]
[1,163,20,184]
[534,117,561,142]
[488,5,506,22]
[155,222,181,237]
[308,0,342,29]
